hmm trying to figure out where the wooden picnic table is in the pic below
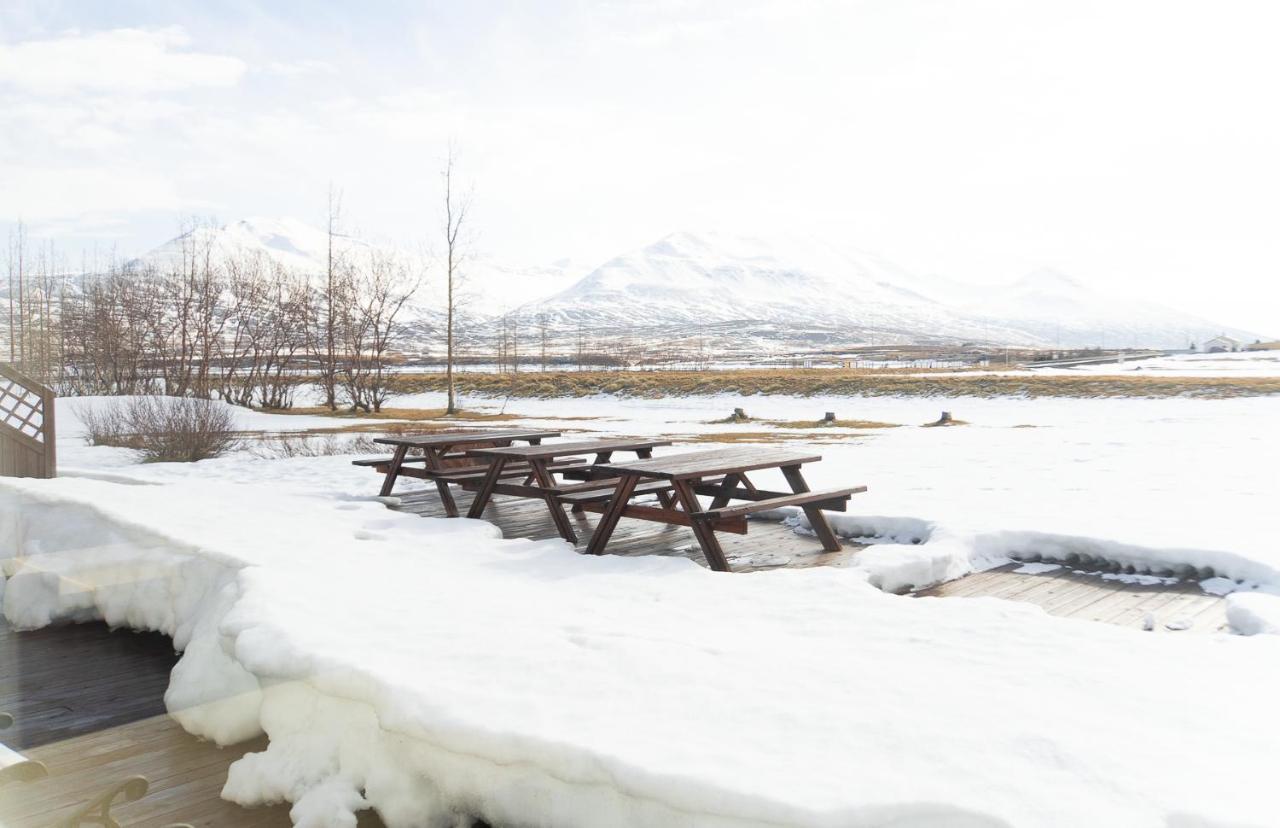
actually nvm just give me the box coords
[575,447,866,572]
[367,429,561,509]
[465,438,673,542]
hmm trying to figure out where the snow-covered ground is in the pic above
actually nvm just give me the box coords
[387,389,1280,583]
[1030,350,1280,377]
[3,387,1280,827]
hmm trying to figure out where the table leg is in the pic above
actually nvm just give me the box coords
[531,458,578,543]
[708,473,742,509]
[585,475,639,556]
[672,479,731,572]
[466,456,508,519]
[421,447,460,517]
[379,445,409,497]
[634,447,674,507]
[781,464,841,552]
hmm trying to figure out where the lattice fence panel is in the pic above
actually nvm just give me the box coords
[1,377,46,443]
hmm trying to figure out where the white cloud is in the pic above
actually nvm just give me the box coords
[263,58,335,77]
[0,165,201,221]
[0,26,245,94]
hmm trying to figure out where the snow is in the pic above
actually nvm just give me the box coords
[3,391,1279,826]
[1226,592,1280,636]
[52,396,400,475]
[388,388,1280,585]
[521,231,1257,348]
[1013,562,1062,574]
[1031,350,1280,378]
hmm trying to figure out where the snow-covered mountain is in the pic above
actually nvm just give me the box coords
[125,220,1256,350]
[518,232,1254,349]
[138,217,373,275]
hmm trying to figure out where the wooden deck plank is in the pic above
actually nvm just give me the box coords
[916,562,1231,633]
[0,620,308,827]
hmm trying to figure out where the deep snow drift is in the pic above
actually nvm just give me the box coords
[3,393,1279,827]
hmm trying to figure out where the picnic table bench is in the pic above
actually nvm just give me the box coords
[465,438,672,542]
[362,429,562,512]
[577,447,866,572]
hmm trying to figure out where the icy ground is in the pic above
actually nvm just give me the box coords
[3,388,1280,827]
[1030,350,1280,378]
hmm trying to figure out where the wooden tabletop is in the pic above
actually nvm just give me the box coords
[603,447,823,480]
[466,438,672,459]
[374,429,560,448]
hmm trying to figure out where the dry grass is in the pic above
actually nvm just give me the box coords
[389,370,1280,399]
[765,418,902,429]
[682,430,863,444]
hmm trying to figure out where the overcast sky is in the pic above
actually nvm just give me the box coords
[1,0,1277,335]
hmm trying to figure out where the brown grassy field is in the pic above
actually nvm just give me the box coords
[389,370,1280,400]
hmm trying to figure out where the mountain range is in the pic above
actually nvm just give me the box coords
[126,218,1258,352]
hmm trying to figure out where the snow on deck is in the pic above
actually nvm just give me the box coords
[2,390,1279,826]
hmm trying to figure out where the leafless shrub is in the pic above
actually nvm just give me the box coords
[78,397,240,462]
[79,400,135,448]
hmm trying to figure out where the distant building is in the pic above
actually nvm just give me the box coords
[1245,340,1280,351]
[1205,335,1242,353]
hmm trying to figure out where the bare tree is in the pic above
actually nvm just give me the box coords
[504,312,514,373]
[251,263,311,409]
[440,146,471,415]
[313,186,345,411]
[340,249,419,412]
[538,312,549,371]
[7,221,25,366]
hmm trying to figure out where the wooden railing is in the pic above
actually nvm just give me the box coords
[0,362,56,479]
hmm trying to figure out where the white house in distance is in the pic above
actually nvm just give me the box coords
[1204,335,1242,353]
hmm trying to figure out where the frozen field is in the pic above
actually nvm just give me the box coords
[1031,350,1280,377]
[3,382,1280,827]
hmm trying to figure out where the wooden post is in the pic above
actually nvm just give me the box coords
[41,382,55,478]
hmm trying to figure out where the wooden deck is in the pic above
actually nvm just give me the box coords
[0,619,294,827]
[391,487,869,571]
[917,562,1230,633]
